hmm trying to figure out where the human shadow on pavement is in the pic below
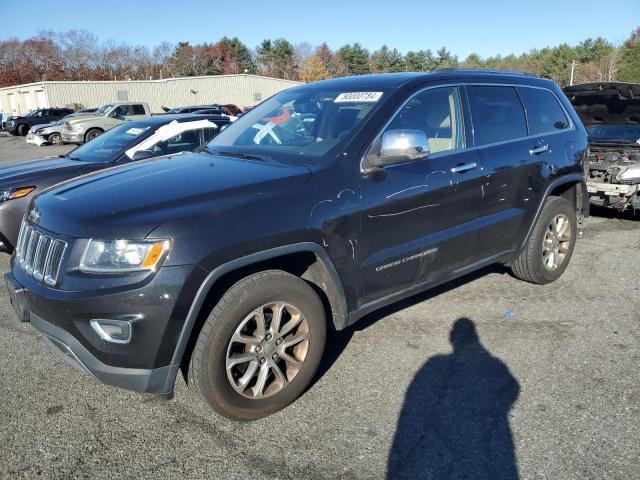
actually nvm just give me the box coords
[387,317,520,480]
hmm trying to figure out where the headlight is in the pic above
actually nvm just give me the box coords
[80,239,170,273]
[0,186,35,202]
[617,165,640,181]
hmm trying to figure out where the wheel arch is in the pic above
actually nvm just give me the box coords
[521,174,587,249]
[169,243,348,375]
[84,127,104,142]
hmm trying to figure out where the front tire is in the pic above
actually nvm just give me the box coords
[47,132,62,145]
[17,124,28,136]
[85,128,102,142]
[511,196,577,284]
[189,270,326,421]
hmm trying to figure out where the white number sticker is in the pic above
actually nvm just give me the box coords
[334,92,383,103]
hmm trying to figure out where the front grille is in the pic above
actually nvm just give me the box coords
[15,220,67,287]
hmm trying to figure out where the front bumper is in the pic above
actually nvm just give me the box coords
[5,261,207,396]
[31,311,179,395]
[587,180,640,210]
[26,132,47,146]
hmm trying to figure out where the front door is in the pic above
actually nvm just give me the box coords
[359,85,483,305]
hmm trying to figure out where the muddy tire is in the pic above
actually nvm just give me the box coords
[511,196,577,284]
[188,270,326,421]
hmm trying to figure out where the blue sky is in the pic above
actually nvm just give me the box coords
[3,0,639,58]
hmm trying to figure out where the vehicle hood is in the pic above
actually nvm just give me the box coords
[0,155,91,188]
[65,114,104,125]
[564,82,640,127]
[30,122,52,132]
[38,124,63,134]
[30,152,312,239]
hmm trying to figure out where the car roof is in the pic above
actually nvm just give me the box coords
[302,69,546,90]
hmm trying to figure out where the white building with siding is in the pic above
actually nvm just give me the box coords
[0,74,301,117]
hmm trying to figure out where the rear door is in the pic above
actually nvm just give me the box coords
[469,85,575,258]
[467,85,541,258]
[360,85,483,304]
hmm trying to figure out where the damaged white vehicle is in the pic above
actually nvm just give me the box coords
[26,120,66,146]
[565,82,640,215]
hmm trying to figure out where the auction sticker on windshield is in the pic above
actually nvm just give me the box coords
[126,127,146,136]
[334,92,383,103]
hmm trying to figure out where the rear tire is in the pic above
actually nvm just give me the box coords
[511,196,577,284]
[188,270,326,421]
[85,128,102,142]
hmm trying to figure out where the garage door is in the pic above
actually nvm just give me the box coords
[22,92,34,113]
[35,90,48,108]
[8,94,17,115]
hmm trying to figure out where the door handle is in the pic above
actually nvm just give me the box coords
[529,144,549,155]
[450,162,477,173]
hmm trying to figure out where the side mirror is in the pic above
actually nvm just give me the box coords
[131,150,155,161]
[366,130,430,169]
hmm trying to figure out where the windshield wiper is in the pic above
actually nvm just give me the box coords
[213,150,273,163]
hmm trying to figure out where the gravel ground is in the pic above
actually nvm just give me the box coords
[0,133,638,479]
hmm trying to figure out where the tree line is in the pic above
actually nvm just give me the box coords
[1,28,638,88]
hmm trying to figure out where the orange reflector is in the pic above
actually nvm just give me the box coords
[142,241,168,268]
[9,187,35,199]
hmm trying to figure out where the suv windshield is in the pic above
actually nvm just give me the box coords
[587,124,640,142]
[68,122,152,163]
[207,86,388,166]
[93,104,114,116]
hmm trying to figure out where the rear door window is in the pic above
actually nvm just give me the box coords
[517,87,570,134]
[467,86,527,146]
[131,104,146,115]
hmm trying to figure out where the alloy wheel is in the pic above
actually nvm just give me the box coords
[225,302,310,399]
[542,213,572,271]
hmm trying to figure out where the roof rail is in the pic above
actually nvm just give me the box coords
[434,68,539,78]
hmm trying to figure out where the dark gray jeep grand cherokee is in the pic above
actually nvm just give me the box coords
[6,70,588,420]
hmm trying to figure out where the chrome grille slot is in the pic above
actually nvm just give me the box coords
[15,219,67,287]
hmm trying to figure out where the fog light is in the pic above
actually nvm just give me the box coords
[90,319,132,344]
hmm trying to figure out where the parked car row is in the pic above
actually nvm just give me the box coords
[11,101,242,147]
[6,70,636,422]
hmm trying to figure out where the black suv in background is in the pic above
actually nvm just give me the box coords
[5,108,75,136]
[6,70,588,421]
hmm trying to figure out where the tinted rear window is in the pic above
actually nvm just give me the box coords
[518,87,570,134]
[467,86,527,146]
[132,104,146,115]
